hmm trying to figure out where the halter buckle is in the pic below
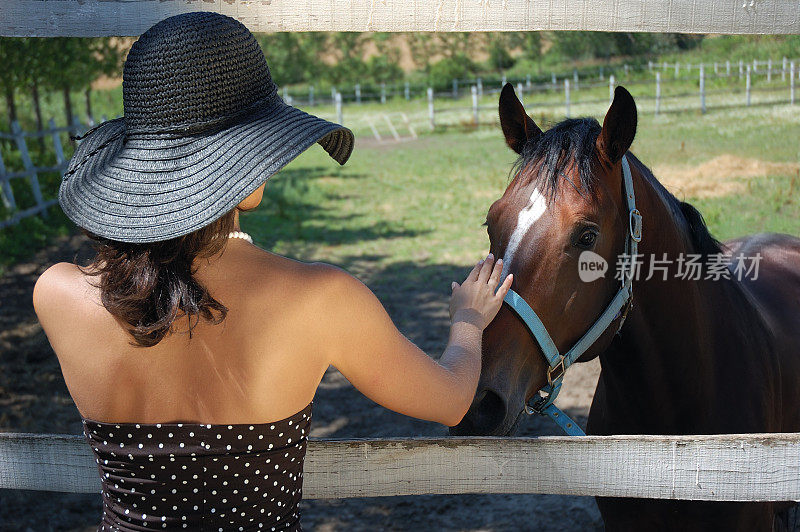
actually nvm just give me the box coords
[547,357,566,386]
[629,209,643,243]
[525,391,549,415]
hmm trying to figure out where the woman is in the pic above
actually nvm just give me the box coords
[33,12,512,532]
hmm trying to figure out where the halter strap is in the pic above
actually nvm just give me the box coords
[502,154,642,437]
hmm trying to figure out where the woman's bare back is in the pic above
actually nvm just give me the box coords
[34,240,335,424]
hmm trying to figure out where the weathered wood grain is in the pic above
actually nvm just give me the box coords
[1,433,799,501]
[1,0,798,36]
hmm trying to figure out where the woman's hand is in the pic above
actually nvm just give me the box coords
[449,254,513,330]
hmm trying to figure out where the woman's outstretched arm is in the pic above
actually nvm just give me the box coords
[321,255,512,427]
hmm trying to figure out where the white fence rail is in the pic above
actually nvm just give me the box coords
[1,432,799,501]
[2,0,799,35]
[0,118,86,229]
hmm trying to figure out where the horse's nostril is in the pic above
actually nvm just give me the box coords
[462,389,507,435]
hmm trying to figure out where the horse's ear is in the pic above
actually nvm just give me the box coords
[596,86,637,164]
[499,83,542,154]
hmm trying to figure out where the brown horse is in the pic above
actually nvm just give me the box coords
[451,84,800,530]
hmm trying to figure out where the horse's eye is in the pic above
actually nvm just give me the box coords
[577,229,598,248]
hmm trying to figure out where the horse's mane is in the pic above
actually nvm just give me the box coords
[514,116,722,257]
[514,117,601,200]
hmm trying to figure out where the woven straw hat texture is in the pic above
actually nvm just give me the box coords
[59,12,354,243]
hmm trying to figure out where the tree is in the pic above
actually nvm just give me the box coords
[0,39,26,126]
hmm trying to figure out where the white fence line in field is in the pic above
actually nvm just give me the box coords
[1,432,799,501]
[0,118,85,229]
[264,57,800,107]
[2,57,797,226]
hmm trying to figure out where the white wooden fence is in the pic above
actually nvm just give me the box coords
[0,118,85,229]
[1,432,799,501]
[2,0,799,35]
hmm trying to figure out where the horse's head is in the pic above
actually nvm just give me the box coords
[451,84,638,436]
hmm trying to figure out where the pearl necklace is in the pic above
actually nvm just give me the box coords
[227,231,253,244]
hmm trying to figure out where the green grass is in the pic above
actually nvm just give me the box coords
[240,103,799,283]
[1,81,797,278]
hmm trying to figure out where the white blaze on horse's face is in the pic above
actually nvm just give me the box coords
[501,187,548,280]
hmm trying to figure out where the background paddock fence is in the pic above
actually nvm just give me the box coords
[2,0,799,35]
[236,57,800,107]
[1,432,799,502]
[1,56,796,228]
[0,118,86,229]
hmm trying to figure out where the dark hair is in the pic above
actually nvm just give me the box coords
[515,117,722,256]
[513,117,602,199]
[82,210,237,347]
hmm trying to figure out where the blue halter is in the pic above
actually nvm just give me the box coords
[502,155,642,437]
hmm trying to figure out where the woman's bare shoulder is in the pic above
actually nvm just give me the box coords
[244,253,376,321]
[33,262,96,314]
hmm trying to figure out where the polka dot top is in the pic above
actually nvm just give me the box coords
[81,402,311,531]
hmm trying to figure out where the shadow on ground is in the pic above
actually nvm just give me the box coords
[0,236,601,531]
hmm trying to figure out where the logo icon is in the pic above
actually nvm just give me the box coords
[578,250,608,282]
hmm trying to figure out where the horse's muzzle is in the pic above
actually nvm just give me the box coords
[449,388,519,436]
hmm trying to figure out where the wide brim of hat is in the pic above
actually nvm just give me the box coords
[58,99,354,243]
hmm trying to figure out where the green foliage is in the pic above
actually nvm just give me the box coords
[550,32,704,60]
[427,55,476,90]
[366,56,403,84]
[0,37,123,127]
[487,35,516,72]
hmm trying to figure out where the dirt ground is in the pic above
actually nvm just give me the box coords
[0,231,603,532]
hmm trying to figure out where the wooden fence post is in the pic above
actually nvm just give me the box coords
[791,62,796,106]
[516,83,524,106]
[71,115,82,139]
[767,59,772,82]
[0,150,16,211]
[382,115,400,141]
[335,92,343,124]
[564,79,570,118]
[331,87,336,104]
[746,65,752,106]
[726,60,730,77]
[11,120,46,218]
[599,66,604,80]
[401,113,417,139]
[477,78,483,97]
[551,72,556,87]
[609,74,615,105]
[452,79,458,99]
[700,64,706,114]
[471,85,479,125]
[49,118,65,168]
[655,72,661,116]
[427,87,435,130]
[782,57,788,82]
[355,84,361,105]
[365,116,382,142]
[526,74,531,88]
[573,69,578,90]
[380,83,386,104]
[404,81,410,101]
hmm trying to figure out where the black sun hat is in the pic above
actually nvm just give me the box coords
[59,12,354,243]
